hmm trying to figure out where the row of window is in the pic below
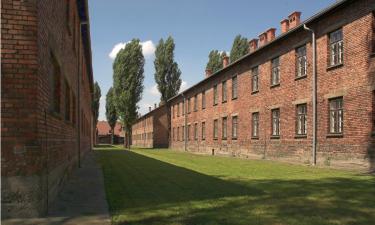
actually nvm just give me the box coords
[133,132,153,141]
[173,97,344,141]
[172,29,344,118]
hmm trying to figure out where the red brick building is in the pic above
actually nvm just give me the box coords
[132,105,169,148]
[1,0,94,218]
[96,121,124,144]
[169,0,375,171]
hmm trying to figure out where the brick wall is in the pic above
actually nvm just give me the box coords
[132,106,169,148]
[170,0,375,171]
[1,0,93,218]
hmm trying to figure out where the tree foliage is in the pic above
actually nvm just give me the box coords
[230,35,249,63]
[113,39,145,135]
[206,50,225,74]
[92,82,101,125]
[105,87,117,144]
[154,36,182,104]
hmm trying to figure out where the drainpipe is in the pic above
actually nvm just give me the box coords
[181,93,187,151]
[304,24,317,165]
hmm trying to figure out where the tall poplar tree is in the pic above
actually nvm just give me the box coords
[92,82,101,145]
[154,36,182,144]
[206,50,223,74]
[113,39,145,147]
[105,87,117,144]
[230,35,249,62]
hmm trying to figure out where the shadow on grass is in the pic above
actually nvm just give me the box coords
[96,150,375,225]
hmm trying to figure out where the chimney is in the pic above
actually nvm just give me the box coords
[222,55,229,68]
[258,32,267,47]
[248,38,258,53]
[149,107,151,112]
[154,103,157,109]
[266,28,276,42]
[288,11,301,29]
[280,19,289,33]
[205,69,212,78]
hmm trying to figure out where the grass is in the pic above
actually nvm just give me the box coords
[95,145,375,225]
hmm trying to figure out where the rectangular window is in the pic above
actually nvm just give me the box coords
[213,119,218,139]
[296,45,307,78]
[173,127,175,141]
[232,76,238,99]
[65,80,71,121]
[202,91,206,109]
[172,105,175,118]
[202,122,206,140]
[194,123,198,140]
[177,126,180,141]
[182,102,184,115]
[329,29,343,66]
[222,117,227,139]
[182,125,185,141]
[296,104,307,135]
[187,124,191,140]
[222,81,227,102]
[272,109,280,136]
[252,112,259,138]
[194,94,198,111]
[188,98,191,113]
[252,67,259,93]
[177,103,180,117]
[213,85,218,105]
[329,97,343,134]
[271,57,280,86]
[232,116,238,139]
[51,54,61,114]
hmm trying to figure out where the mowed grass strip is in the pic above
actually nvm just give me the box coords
[95,145,375,225]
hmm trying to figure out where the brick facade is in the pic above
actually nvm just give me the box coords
[170,0,375,171]
[132,106,169,148]
[1,0,94,218]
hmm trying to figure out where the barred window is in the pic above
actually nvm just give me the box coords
[201,122,206,140]
[222,81,227,102]
[182,125,185,141]
[232,76,238,99]
[329,29,343,66]
[222,117,227,139]
[194,123,198,140]
[296,45,307,77]
[177,103,180,117]
[296,104,307,135]
[232,116,238,139]
[188,98,191,113]
[177,127,180,141]
[187,124,191,140]
[213,85,218,105]
[252,66,259,92]
[272,109,280,136]
[329,97,343,134]
[194,94,198,111]
[271,57,280,86]
[213,119,218,139]
[252,112,259,137]
[182,102,185,115]
[202,91,206,109]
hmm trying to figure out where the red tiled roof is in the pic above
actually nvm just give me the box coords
[97,121,123,136]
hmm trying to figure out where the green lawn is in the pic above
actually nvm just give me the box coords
[95,145,375,225]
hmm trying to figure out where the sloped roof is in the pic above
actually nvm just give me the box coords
[97,121,124,137]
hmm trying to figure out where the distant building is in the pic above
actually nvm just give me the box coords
[1,0,94,218]
[169,0,375,170]
[96,121,124,144]
[132,105,169,148]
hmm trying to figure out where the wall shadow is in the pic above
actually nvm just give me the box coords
[96,150,375,225]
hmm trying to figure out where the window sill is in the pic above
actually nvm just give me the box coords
[295,75,307,81]
[222,138,227,140]
[327,63,343,71]
[222,100,227,104]
[213,138,218,141]
[294,135,307,139]
[213,103,218,106]
[371,53,375,58]
[231,137,238,140]
[232,97,238,100]
[251,136,259,140]
[50,111,61,120]
[251,90,259,95]
[270,83,280,89]
[326,133,343,138]
[270,136,280,139]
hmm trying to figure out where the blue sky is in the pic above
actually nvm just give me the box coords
[89,0,335,121]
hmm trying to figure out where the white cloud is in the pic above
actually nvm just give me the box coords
[148,84,160,97]
[179,80,188,92]
[109,40,156,59]
[98,96,106,121]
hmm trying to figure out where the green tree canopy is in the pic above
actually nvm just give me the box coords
[105,87,117,144]
[113,39,145,138]
[206,50,225,74]
[92,81,101,125]
[154,36,182,104]
[230,35,249,62]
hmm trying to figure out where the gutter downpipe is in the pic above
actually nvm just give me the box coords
[304,24,317,165]
[181,93,187,151]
